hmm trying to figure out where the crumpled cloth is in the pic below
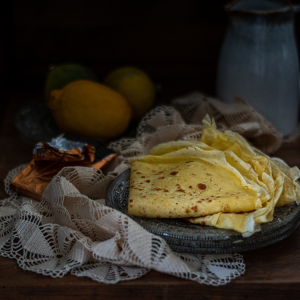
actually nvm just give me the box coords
[1,92,298,285]
[171,93,299,154]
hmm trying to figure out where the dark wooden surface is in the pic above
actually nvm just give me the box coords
[0,95,300,300]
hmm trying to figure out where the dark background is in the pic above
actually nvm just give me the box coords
[1,0,300,103]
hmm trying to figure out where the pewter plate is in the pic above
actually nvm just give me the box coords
[106,169,300,254]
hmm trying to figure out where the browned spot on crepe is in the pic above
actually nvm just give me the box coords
[197,183,207,190]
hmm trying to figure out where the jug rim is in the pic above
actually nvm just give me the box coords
[224,0,293,14]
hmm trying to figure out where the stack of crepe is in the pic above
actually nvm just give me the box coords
[128,116,300,236]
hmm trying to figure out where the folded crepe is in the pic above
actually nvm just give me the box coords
[128,115,300,236]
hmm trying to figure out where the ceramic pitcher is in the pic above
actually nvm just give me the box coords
[216,0,300,136]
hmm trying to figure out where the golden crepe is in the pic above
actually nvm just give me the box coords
[128,115,300,236]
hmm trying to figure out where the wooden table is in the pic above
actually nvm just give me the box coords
[1,95,300,300]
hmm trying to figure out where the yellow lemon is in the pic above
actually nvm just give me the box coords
[48,80,132,140]
[104,67,155,119]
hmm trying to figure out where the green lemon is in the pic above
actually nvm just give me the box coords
[45,63,98,98]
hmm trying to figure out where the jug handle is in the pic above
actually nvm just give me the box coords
[293,5,300,12]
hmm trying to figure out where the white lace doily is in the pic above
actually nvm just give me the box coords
[1,165,245,285]
[2,93,290,285]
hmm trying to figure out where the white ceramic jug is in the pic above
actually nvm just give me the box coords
[216,0,300,136]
